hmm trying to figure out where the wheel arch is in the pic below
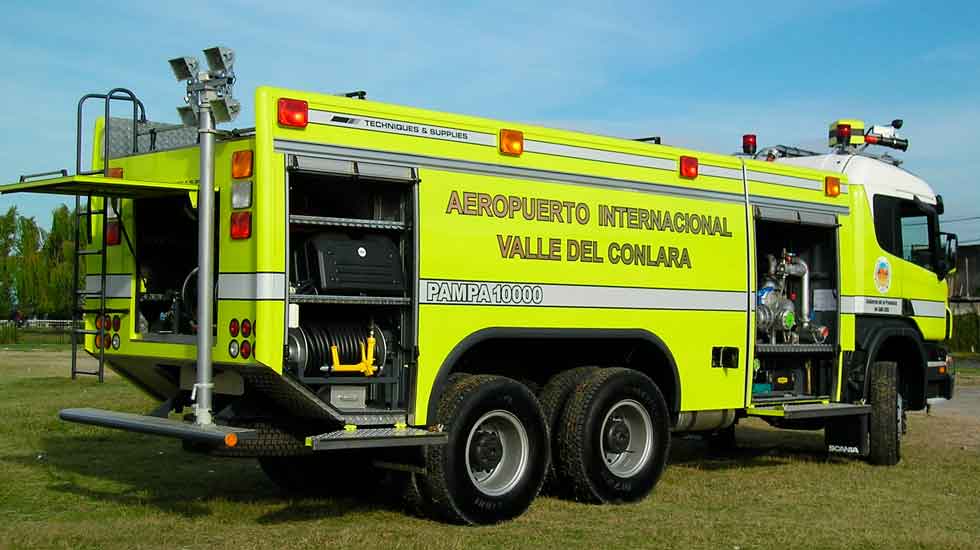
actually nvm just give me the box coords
[424,327,682,423]
[854,317,929,410]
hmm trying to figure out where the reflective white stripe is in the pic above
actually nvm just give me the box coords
[911,299,946,318]
[524,140,675,171]
[85,274,131,299]
[419,279,745,312]
[308,110,495,146]
[699,164,743,180]
[746,170,848,194]
[840,296,902,315]
[217,273,286,300]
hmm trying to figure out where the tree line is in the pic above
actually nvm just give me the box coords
[0,205,76,320]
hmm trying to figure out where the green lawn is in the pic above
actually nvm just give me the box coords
[1,352,979,549]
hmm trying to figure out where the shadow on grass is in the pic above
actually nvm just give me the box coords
[0,431,412,522]
[668,424,848,471]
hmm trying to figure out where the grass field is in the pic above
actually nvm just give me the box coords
[1,352,979,550]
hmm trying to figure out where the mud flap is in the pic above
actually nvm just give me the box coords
[825,415,869,457]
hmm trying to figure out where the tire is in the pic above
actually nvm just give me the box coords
[258,451,369,496]
[867,361,901,466]
[538,366,599,494]
[420,375,549,524]
[558,368,670,503]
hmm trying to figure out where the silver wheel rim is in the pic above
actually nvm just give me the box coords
[600,399,654,478]
[465,410,529,497]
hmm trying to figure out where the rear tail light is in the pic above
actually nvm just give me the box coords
[229,318,240,337]
[95,316,103,330]
[679,156,698,179]
[94,334,102,349]
[106,220,121,246]
[112,316,121,332]
[241,319,252,338]
[278,98,309,128]
[230,212,251,240]
[240,340,252,359]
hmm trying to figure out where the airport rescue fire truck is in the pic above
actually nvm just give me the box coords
[2,47,958,524]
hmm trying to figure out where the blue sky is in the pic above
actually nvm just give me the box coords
[2,1,978,239]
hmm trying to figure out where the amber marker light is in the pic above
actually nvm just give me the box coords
[224,433,239,447]
[825,176,841,197]
[232,150,253,179]
[499,129,524,156]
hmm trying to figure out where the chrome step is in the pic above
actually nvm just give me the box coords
[307,426,447,451]
[748,402,871,420]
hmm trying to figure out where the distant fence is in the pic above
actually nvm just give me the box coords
[951,313,980,354]
[0,320,79,345]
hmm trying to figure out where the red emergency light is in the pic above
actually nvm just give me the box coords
[742,134,757,155]
[278,98,309,128]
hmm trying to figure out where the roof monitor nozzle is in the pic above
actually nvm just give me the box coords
[891,119,903,129]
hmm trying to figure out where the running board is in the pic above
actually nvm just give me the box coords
[307,426,447,451]
[747,402,871,420]
[60,407,257,447]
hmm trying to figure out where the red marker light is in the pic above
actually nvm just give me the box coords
[106,220,121,246]
[230,211,252,240]
[112,316,121,332]
[836,124,851,143]
[241,319,252,338]
[679,156,698,179]
[229,318,240,337]
[240,340,252,359]
[278,98,309,128]
[742,134,757,155]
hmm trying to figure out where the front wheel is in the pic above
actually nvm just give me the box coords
[867,361,901,465]
[420,375,549,524]
[558,368,670,503]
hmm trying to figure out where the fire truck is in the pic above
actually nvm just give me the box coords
[2,47,958,524]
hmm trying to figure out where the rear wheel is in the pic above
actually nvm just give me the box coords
[868,361,901,466]
[538,366,599,494]
[558,368,670,503]
[420,375,549,524]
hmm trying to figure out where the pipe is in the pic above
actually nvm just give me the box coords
[193,102,216,426]
[672,410,736,432]
[785,257,811,329]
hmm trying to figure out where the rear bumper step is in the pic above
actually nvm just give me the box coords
[59,407,257,447]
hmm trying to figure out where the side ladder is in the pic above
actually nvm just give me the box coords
[71,195,110,381]
[69,88,146,382]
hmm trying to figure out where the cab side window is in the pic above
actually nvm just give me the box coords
[873,195,934,270]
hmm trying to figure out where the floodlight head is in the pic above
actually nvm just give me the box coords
[177,105,199,127]
[211,97,241,123]
[169,56,200,81]
[203,47,235,75]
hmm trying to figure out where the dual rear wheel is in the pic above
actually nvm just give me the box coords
[420,368,671,524]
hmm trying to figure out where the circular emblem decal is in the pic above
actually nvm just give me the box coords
[357,246,367,258]
[874,256,891,293]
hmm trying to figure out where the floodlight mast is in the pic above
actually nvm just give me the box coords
[168,47,237,427]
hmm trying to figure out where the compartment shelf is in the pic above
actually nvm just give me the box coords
[289,214,407,232]
[289,293,411,306]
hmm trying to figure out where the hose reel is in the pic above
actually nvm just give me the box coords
[287,323,389,376]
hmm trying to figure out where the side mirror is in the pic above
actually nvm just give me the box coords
[938,232,958,280]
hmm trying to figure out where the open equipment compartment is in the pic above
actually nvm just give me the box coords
[283,157,417,415]
[752,206,841,404]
